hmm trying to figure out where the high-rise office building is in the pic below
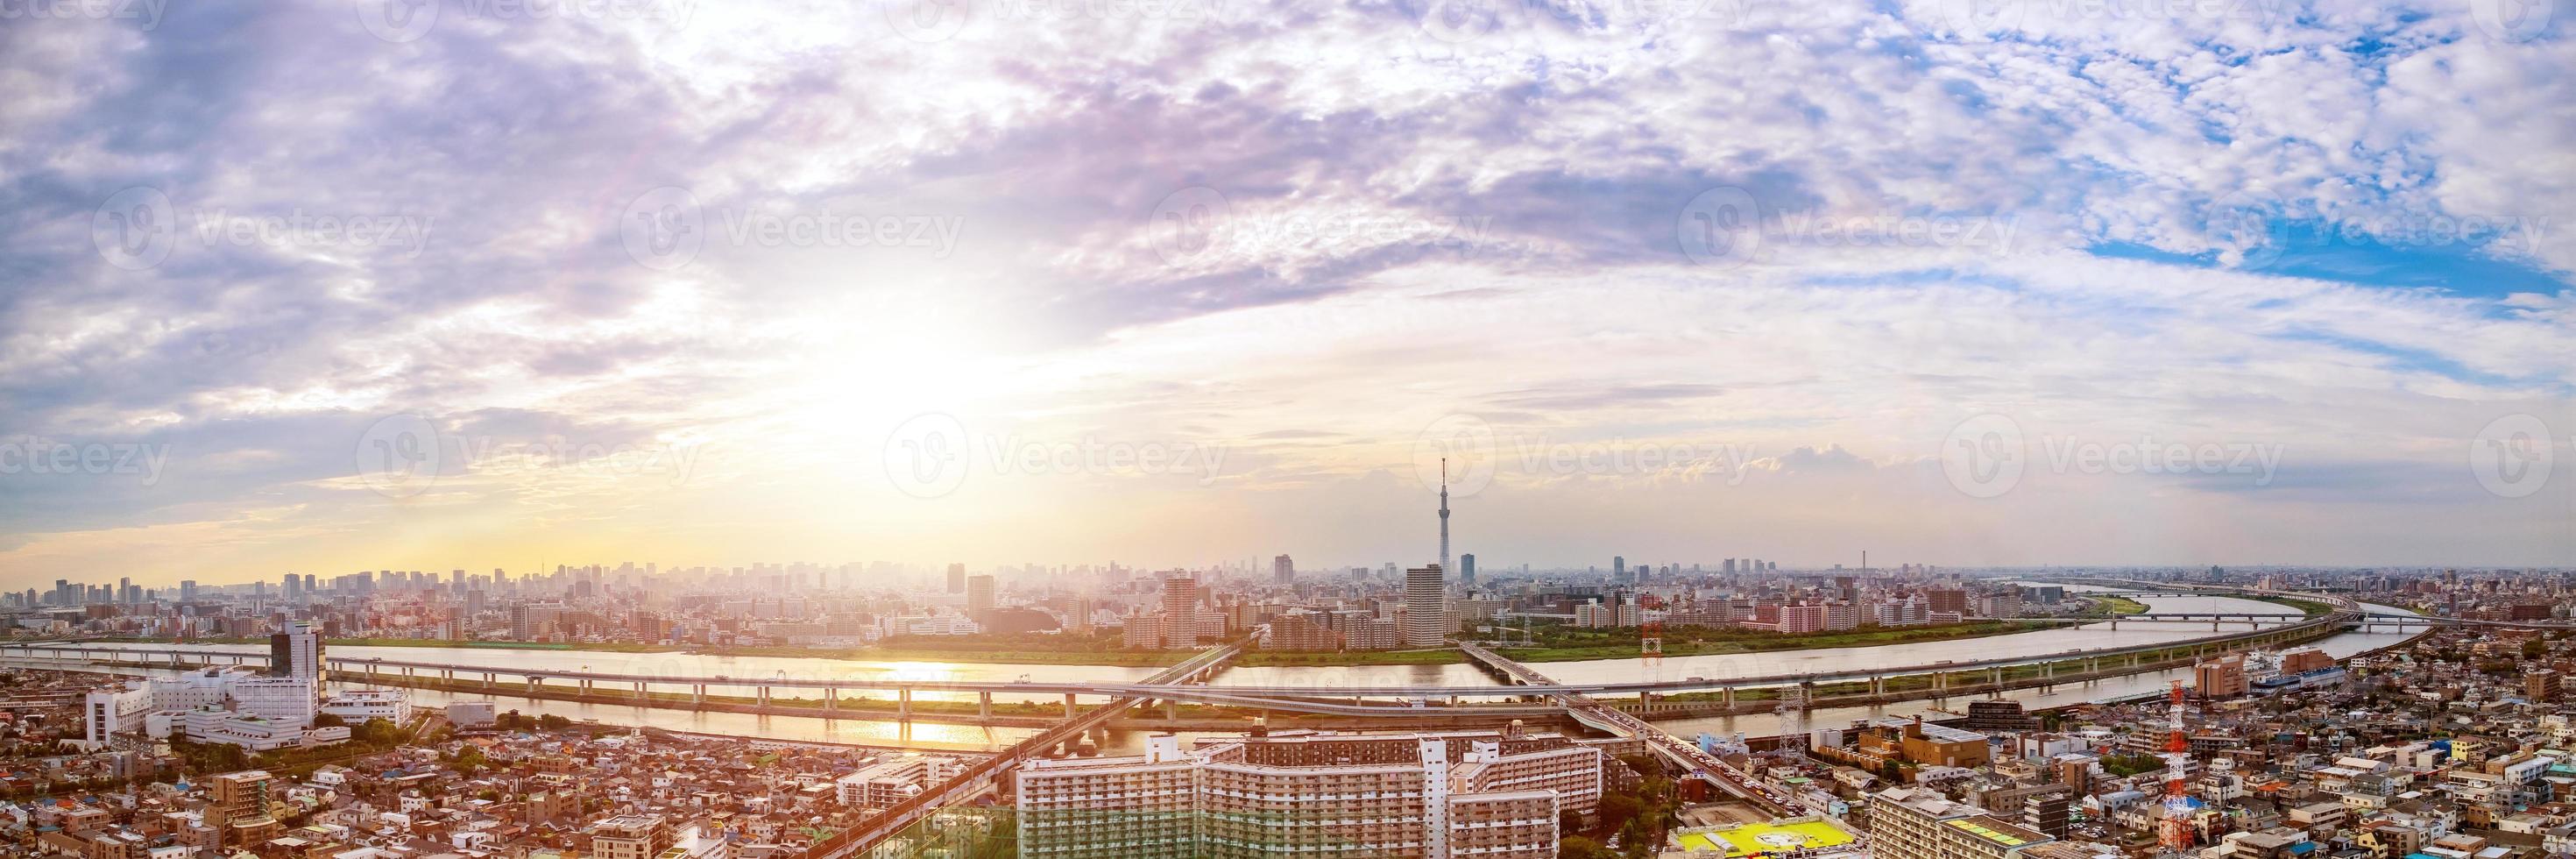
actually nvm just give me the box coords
[966,574,995,623]
[1273,554,1293,584]
[1162,573,1202,648]
[947,563,967,593]
[269,621,323,681]
[1460,553,1476,588]
[1612,556,1626,583]
[1404,564,1448,647]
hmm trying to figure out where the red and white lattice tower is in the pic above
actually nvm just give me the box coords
[2158,680,2197,851]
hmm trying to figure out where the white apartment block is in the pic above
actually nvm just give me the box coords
[319,688,413,724]
[1016,731,1588,859]
[80,666,372,751]
[835,756,955,808]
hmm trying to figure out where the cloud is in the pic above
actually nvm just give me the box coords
[0,0,2569,580]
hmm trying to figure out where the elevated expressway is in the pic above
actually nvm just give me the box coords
[1461,642,1812,819]
[799,642,1241,859]
[2,591,2361,718]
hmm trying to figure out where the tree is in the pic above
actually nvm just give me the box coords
[1597,792,1643,833]
[354,717,406,748]
[312,713,347,728]
[1617,814,1666,858]
[448,746,489,777]
[1558,836,1610,859]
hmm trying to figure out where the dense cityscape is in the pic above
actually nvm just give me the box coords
[3,554,2572,858]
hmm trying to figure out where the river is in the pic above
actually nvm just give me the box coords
[18,585,2420,754]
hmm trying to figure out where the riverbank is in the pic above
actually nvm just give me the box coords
[1490,620,2056,663]
[82,618,2076,668]
[2254,596,2336,616]
[2081,595,2149,616]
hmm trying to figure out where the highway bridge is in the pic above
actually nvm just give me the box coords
[0,600,2355,713]
[1462,642,1811,820]
[0,611,2339,712]
[798,642,1241,858]
[2036,577,2522,629]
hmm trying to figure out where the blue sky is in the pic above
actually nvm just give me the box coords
[0,0,2569,585]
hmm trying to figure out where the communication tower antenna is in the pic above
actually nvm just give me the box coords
[2159,679,2198,851]
[1773,683,1808,760]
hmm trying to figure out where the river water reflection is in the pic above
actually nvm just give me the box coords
[31,584,2417,754]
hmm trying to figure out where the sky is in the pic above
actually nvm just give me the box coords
[1,0,2572,587]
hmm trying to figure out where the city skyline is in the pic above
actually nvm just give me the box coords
[3,2,2571,586]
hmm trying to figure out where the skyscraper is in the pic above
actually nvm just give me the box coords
[1403,564,1447,647]
[1273,554,1293,584]
[1613,556,1626,583]
[1162,573,1201,648]
[269,620,322,681]
[966,574,995,623]
[947,563,966,593]
[1459,554,1476,588]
